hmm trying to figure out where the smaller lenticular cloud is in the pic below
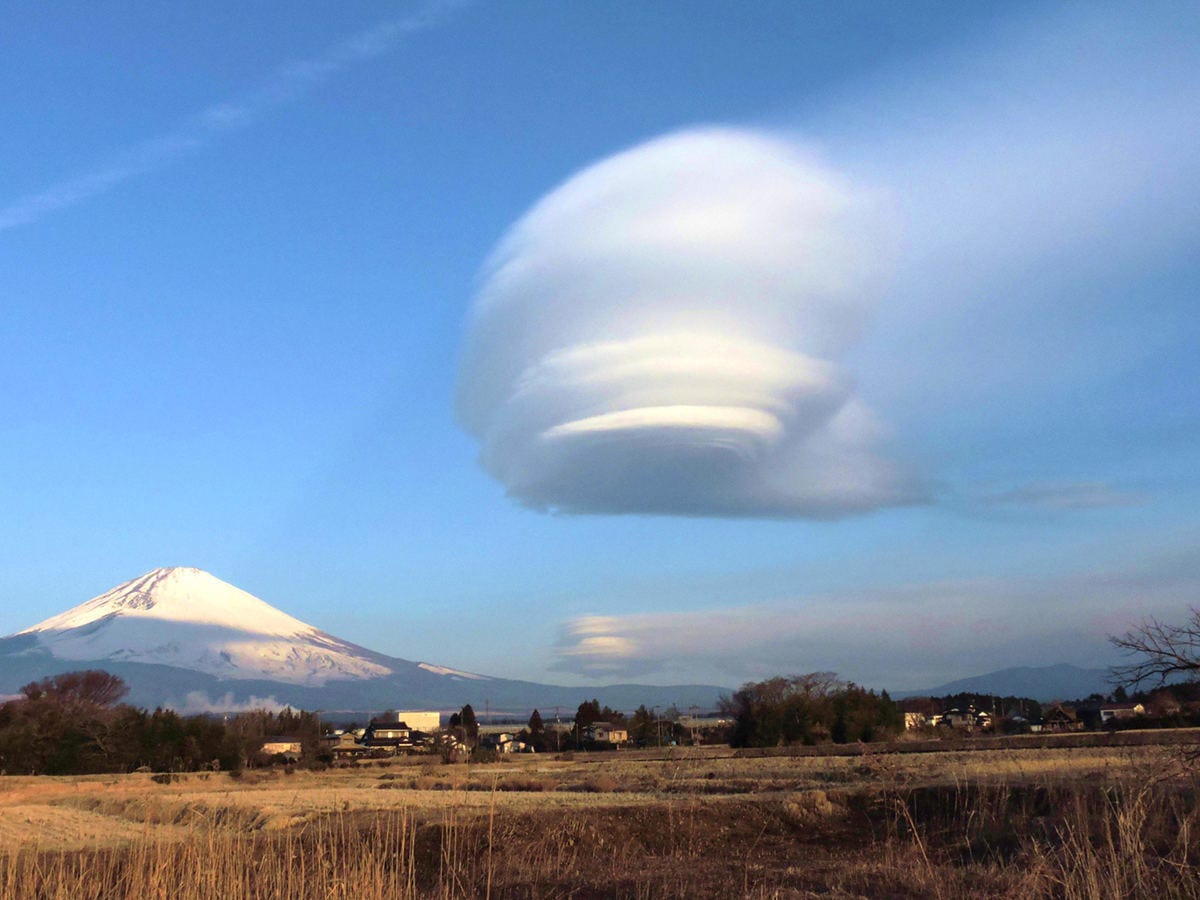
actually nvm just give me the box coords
[457,128,920,517]
[551,547,1200,684]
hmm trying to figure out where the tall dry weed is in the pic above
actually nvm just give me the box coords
[4,744,1200,897]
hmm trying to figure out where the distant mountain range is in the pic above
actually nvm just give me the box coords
[0,567,725,715]
[895,663,1115,702]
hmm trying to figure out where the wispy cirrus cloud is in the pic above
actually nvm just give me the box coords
[0,1,462,232]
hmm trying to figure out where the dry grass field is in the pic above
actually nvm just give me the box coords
[2,739,1199,898]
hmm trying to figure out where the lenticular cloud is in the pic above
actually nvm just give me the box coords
[457,128,917,517]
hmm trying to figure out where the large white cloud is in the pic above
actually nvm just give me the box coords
[457,128,918,517]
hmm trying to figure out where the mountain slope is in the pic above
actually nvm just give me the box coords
[895,663,1113,702]
[2,567,726,713]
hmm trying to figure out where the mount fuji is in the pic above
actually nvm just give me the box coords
[0,567,725,714]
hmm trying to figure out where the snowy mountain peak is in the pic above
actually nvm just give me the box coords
[18,567,317,639]
[11,567,394,686]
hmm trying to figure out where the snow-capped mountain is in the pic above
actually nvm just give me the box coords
[18,567,393,686]
[0,567,725,714]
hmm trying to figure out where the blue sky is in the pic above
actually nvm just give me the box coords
[1,1,1197,691]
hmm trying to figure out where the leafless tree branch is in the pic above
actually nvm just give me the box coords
[1110,607,1200,688]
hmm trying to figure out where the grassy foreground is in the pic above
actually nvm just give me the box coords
[2,742,1199,898]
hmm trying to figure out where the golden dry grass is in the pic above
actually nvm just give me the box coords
[1,743,1198,897]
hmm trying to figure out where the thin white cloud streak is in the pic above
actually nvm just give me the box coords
[0,2,461,232]
[458,128,922,518]
[552,548,1200,689]
[984,481,1148,512]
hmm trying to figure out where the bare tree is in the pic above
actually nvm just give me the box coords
[1111,608,1200,687]
[21,670,128,708]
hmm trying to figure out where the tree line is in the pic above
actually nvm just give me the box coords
[13,613,1199,774]
[721,672,902,747]
[0,670,319,775]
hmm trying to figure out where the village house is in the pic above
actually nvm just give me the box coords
[438,732,470,756]
[1041,704,1083,732]
[259,736,303,761]
[1006,714,1033,732]
[389,710,442,733]
[938,708,992,730]
[320,731,368,760]
[480,731,514,750]
[1099,701,1146,724]
[480,731,533,753]
[585,723,629,745]
[363,715,414,752]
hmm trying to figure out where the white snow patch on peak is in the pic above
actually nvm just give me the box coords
[18,567,318,638]
[418,662,490,681]
[12,567,396,686]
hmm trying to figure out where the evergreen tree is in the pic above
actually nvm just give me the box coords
[574,699,601,730]
[527,709,545,751]
[630,705,655,747]
[460,704,479,746]
[573,699,601,746]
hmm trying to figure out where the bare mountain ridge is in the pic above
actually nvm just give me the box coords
[894,663,1115,703]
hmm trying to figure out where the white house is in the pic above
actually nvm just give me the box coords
[1099,702,1145,724]
[391,710,442,733]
